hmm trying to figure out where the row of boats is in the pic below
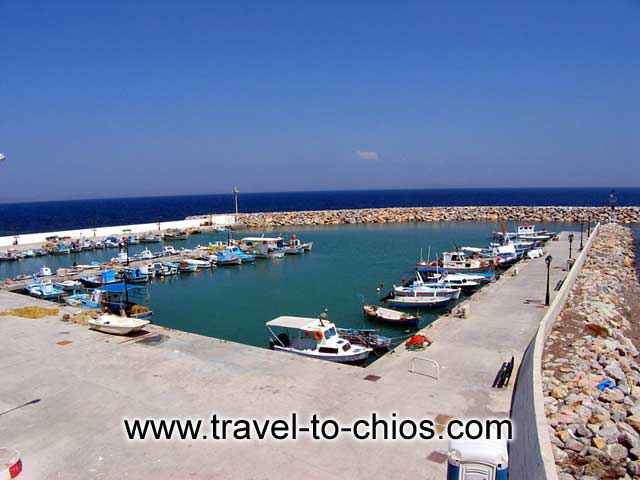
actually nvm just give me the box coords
[0,227,216,262]
[265,224,557,364]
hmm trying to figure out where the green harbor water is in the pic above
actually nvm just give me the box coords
[1,221,579,348]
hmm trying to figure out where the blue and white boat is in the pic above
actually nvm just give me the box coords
[121,266,150,284]
[215,248,242,266]
[178,259,199,272]
[225,246,255,263]
[104,236,120,248]
[26,280,64,299]
[80,269,119,288]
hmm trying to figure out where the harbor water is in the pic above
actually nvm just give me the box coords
[0,221,579,349]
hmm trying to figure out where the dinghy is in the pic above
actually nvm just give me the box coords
[363,305,420,327]
[88,314,150,335]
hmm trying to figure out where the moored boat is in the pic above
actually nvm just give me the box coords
[363,304,420,327]
[266,315,372,363]
[88,314,150,335]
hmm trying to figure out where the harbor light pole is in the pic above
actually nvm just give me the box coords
[568,233,574,260]
[587,215,592,237]
[233,186,239,221]
[545,255,553,306]
[579,222,584,251]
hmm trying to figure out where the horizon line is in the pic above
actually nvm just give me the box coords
[0,185,638,206]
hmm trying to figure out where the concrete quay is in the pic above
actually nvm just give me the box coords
[0,232,578,479]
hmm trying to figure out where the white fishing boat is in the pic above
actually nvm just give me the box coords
[493,224,555,242]
[240,236,285,258]
[88,313,150,335]
[424,272,483,292]
[26,281,64,299]
[266,316,372,363]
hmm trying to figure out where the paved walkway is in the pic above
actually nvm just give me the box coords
[0,233,575,479]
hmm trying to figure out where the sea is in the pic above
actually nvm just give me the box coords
[0,187,638,236]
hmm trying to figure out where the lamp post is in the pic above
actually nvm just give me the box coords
[587,214,592,237]
[233,186,239,221]
[124,238,130,266]
[568,233,574,260]
[545,255,553,306]
[579,222,584,251]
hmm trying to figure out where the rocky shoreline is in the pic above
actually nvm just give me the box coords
[543,224,640,479]
[233,206,640,229]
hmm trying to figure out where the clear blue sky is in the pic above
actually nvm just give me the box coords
[2,1,638,201]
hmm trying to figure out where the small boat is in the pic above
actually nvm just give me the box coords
[164,229,188,240]
[163,245,178,256]
[336,327,392,351]
[52,243,71,255]
[121,266,150,284]
[103,236,120,248]
[152,262,178,276]
[187,258,213,269]
[111,252,130,264]
[240,236,285,259]
[270,249,286,259]
[36,266,53,277]
[88,314,150,335]
[126,235,140,245]
[266,315,372,363]
[22,249,36,258]
[215,249,242,266]
[363,304,420,327]
[225,246,255,263]
[54,279,82,291]
[178,259,199,272]
[417,251,496,279]
[80,269,119,288]
[493,224,555,242]
[65,289,102,308]
[140,233,162,243]
[421,272,483,292]
[384,293,453,309]
[134,249,155,261]
[284,235,305,255]
[26,281,64,299]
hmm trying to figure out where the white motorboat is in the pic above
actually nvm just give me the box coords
[36,266,53,277]
[135,249,155,260]
[54,279,82,291]
[111,252,129,264]
[266,316,372,363]
[88,314,150,335]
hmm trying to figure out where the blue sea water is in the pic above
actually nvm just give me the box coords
[0,187,638,236]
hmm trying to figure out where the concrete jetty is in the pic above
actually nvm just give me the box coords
[0,231,581,478]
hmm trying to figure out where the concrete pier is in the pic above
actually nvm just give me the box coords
[0,233,576,479]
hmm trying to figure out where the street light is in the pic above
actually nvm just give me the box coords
[568,233,574,259]
[579,222,584,251]
[233,186,239,220]
[587,214,592,237]
[545,255,553,306]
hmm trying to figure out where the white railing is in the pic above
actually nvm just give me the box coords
[409,357,440,380]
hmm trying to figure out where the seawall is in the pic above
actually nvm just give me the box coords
[235,206,640,228]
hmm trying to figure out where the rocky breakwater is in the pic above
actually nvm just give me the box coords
[543,223,640,479]
[235,206,640,228]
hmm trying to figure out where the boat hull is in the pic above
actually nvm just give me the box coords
[272,345,370,364]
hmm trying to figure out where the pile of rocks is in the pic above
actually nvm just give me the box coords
[234,206,640,229]
[543,223,640,479]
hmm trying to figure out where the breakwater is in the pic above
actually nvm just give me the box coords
[542,224,640,478]
[234,206,640,228]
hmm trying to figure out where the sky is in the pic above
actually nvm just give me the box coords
[1,1,639,201]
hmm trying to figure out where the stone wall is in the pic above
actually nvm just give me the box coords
[542,224,640,478]
[235,206,640,228]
